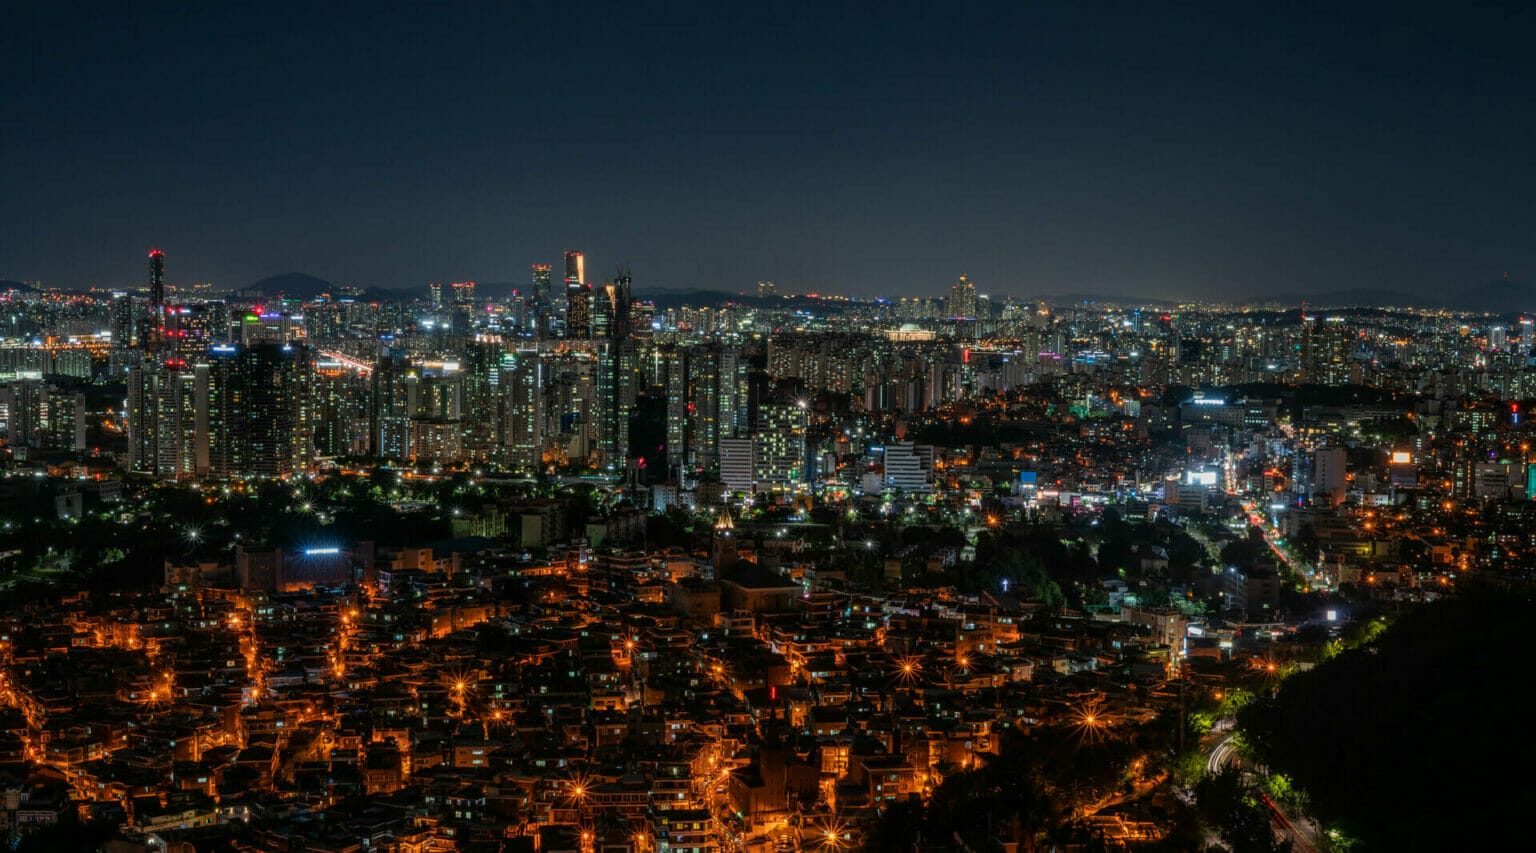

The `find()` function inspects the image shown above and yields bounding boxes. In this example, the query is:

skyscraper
[141,249,168,359]
[532,264,553,337]
[564,250,591,339]
[947,275,977,320]
[372,351,415,460]
[688,345,722,469]
[606,268,633,341]
[567,288,592,339]
[755,398,807,490]
[149,249,165,308]
[661,346,689,473]
[129,249,176,475]
[238,342,313,477]
[533,264,553,306]
[502,349,545,470]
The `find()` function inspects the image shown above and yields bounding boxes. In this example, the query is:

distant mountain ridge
[1241,280,1534,314]
[239,272,335,299]
[1036,281,1533,313]
[226,274,1535,315]
[1241,289,1444,309]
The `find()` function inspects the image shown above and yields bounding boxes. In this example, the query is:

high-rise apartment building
[237,342,313,478]
[947,275,977,320]
[503,348,545,470]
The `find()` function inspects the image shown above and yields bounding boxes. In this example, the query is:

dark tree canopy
[1240,587,1534,850]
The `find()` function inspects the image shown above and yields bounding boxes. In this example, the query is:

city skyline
[4,2,1534,299]
[1,4,1533,850]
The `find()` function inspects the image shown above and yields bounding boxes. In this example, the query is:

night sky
[3,1,1532,300]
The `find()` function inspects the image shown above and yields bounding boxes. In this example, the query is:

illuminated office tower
[532,264,554,337]
[428,282,444,309]
[567,287,592,339]
[719,437,756,495]
[883,441,934,494]
[533,264,553,306]
[503,349,545,470]
[167,304,220,364]
[564,250,591,338]
[149,248,165,302]
[122,249,207,476]
[606,268,633,341]
[590,284,612,340]
[142,249,167,355]
[629,300,655,336]
[754,399,807,490]
[450,281,477,306]
[236,310,303,344]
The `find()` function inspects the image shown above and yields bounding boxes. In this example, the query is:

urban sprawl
[0,251,1531,851]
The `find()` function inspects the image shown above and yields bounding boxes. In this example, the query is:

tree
[1194,766,1291,853]
[1240,590,1532,850]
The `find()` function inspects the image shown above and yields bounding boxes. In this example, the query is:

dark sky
[3,1,1533,300]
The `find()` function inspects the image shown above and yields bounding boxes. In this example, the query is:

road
[1197,718,1326,852]
[1240,499,1327,589]
[1206,730,1240,776]
[1263,791,1320,853]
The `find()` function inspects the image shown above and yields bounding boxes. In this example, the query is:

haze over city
[4,1,1533,300]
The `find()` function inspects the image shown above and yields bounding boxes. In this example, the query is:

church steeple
[713,507,738,571]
